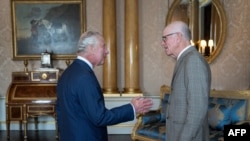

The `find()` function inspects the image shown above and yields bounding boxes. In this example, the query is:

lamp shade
[200,40,207,47]
[208,39,213,47]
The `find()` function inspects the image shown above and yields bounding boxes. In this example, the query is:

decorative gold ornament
[41,73,48,80]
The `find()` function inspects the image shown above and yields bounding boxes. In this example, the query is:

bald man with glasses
[161,21,211,141]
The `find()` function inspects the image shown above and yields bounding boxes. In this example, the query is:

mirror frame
[166,0,227,63]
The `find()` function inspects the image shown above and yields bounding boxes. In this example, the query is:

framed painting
[11,0,86,60]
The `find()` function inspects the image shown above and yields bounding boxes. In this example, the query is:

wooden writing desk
[6,70,59,139]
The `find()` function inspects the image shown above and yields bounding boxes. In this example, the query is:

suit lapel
[171,47,196,87]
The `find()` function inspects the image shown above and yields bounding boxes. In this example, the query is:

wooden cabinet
[6,70,59,139]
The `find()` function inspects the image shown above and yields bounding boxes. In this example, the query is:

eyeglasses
[162,32,178,42]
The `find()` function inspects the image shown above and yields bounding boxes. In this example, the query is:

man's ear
[86,45,95,53]
[176,32,182,43]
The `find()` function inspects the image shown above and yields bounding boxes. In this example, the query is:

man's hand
[131,97,153,114]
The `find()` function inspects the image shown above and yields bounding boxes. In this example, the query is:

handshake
[131,97,154,114]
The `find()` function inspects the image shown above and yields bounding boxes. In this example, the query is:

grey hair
[179,22,191,41]
[77,31,102,53]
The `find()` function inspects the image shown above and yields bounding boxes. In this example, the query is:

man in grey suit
[161,21,211,141]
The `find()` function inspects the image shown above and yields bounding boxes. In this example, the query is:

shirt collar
[177,45,192,60]
[77,56,93,69]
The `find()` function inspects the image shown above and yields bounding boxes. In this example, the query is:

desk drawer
[27,105,55,113]
[7,105,23,120]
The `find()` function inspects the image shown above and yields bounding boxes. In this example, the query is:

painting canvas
[11,0,86,60]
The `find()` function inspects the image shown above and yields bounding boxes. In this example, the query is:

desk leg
[6,105,10,139]
[6,120,10,139]
[19,121,22,131]
[23,120,27,139]
[55,114,59,140]
[34,117,38,131]
[23,104,27,139]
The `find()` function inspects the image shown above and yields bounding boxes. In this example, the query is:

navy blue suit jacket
[56,59,134,141]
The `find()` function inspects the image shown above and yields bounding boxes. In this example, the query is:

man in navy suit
[161,21,211,141]
[56,31,153,141]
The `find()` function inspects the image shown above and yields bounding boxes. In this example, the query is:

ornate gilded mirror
[166,0,227,63]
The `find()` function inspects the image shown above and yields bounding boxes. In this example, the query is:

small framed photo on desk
[41,51,52,68]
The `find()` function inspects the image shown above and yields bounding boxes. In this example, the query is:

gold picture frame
[11,0,86,60]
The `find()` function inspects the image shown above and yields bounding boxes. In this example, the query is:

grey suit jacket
[166,46,211,141]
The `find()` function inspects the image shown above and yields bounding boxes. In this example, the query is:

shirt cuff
[130,103,136,119]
